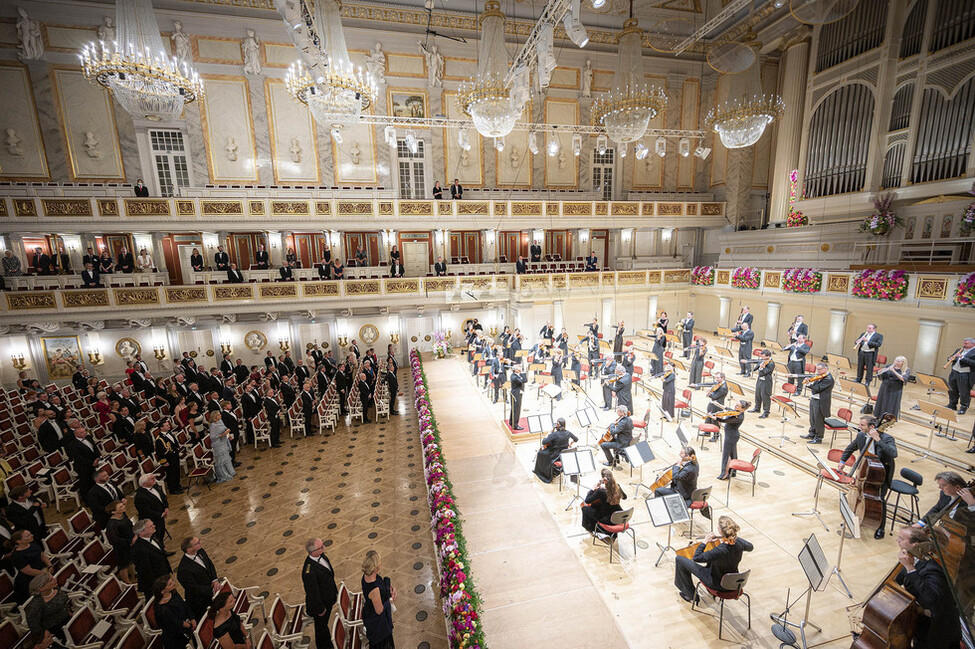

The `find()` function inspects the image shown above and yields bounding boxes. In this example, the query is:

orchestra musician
[787,315,807,343]
[657,311,670,333]
[621,349,636,376]
[853,323,884,384]
[731,306,752,332]
[489,347,506,405]
[538,322,554,342]
[586,330,600,364]
[945,337,975,415]
[783,334,811,396]
[509,330,523,363]
[658,361,676,418]
[599,357,619,409]
[702,372,729,440]
[653,446,698,505]
[508,364,526,431]
[556,328,569,357]
[840,416,897,539]
[585,317,599,338]
[569,350,582,386]
[750,349,774,419]
[651,324,666,375]
[600,406,633,468]
[893,526,963,649]
[613,321,625,360]
[732,322,754,377]
[873,356,911,419]
[679,312,695,359]
[801,362,834,445]
[550,350,564,401]
[581,468,627,533]
[533,418,578,483]
[688,337,707,385]
[915,472,975,617]
[603,366,632,414]
[715,400,748,480]
[675,516,753,604]
[499,326,512,356]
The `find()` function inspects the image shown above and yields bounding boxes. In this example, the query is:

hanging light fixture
[81,0,204,121]
[547,136,561,157]
[591,4,666,146]
[563,0,590,48]
[285,0,375,131]
[494,137,505,151]
[655,136,667,157]
[384,125,397,147]
[572,134,583,156]
[405,129,419,154]
[634,142,649,159]
[596,135,608,155]
[619,142,627,158]
[459,1,520,139]
[458,127,472,151]
[528,131,539,155]
[679,137,690,157]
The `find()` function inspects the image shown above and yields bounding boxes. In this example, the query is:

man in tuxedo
[81,262,102,288]
[226,263,244,283]
[784,334,811,396]
[240,383,260,444]
[945,337,975,415]
[112,405,136,442]
[732,322,755,377]
[131,519,171,598]
[357,372,373,423]
[434,256,447,276]
[680,312,695,358]
[86,469,122,530]
[390,260,405,277]
[255,245,269,269]
[530,241,542,262]
[219,354,234,377]
[854,323,883,384]
[117,247,134,273]
[317,258,331,280]
[135,473,172,549]
[450,178,463,199]
[585,252,598,272]
[802,363,834,445]
[606,366,633,414]
[5,486,48,538]
[233,360,249,385]
[214,246,230,271]
[82,246,98,268]
[600,405,634,467]
[52,246,71,274]
[31,247,52,275]
[220,400,241,466]
[894,526,962,649]
[177,536,220,621]
[279,261,294,281]
[302,538,338,649]
[264,388,283,447]
[36,409,65,452]
[134,179,150,197]
[731,306,753,332]
[515,256,527,274]
[72,366,89,392]
[66,426,101,497]
[788,315,808,343]
[840,416,897,538]
[508,364,526,430]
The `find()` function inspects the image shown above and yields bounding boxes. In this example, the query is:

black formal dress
[675,538,753,599]
[661,369,676,418]
[613,326,624,359]
[680,318,694,358]
[302,555,338,649]
[581,487,627,532]
[873,368,910,419]
[689,345,706,385]
[651,333,666,375]
[131,536,171,598]
[718,412,744,476]
[10,542,46,603]
[361,575,395,649]
[654,460,699,505]
[105,515,135,569]
[533,428,578,483]
[156,592,194,649]
[177,550,219,621]
[190,254,204,272]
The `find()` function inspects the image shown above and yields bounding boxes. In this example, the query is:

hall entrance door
[401,241,429,276]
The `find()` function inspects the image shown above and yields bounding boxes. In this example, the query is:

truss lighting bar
[670,0,753,55]
[504,0,574,86]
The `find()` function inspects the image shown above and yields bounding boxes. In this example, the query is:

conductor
[508,364,527,431]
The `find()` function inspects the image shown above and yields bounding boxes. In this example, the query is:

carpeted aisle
[422,354,630,649]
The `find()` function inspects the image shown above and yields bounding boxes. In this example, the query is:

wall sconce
[338,335,349,348]
[489,325,498,336]
[278,339,291,353]
[153,346,167,361]
[390,332,401,344]
[11,354,27,371]
[220,342,233,355]
[445,328,452,340]
[88,350,103,365]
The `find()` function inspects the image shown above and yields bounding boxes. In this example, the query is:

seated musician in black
[893,526,962,649]
[600,405,633,468]
[675,515,753,603]
[581,468,626,533]
[653,445,699,505]
[840,416,897,539]
[533,418,578,483]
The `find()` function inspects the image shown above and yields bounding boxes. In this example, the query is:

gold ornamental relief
[399,201,433,216]
[271,201,310,215]
[657,203,683,216]
[42,199,92,217]
[511,201,542,216]
[423,278,454,292]
[457,202,489,215]
[601,273,616,286]
[315,201,332,215]
[98,199,119,217]
[249,201,266,215]
[385,279,419,294]
[701,202,724,216]
[492,202,507,215]
[63,289,109,308]
[125,199,170,217]
[14,199,37,217]
[166,287,207,303]
[302,282,339,297]
[717,270,730,285]
[916,277,948,300]
[827,274,850,293]
[345,280,380,295]
[202,201,243,215]
[641,203,655,216]
[213,286,254,301]
[520,276,549,289]
[259,284,298,299]
[177,200,195,216]
[358,324,380,345]
[664,269,691,284]
[570,274,599,287]
[560,202,589,216]
[594,203,608,216]
[338,201,372,215]
[764,272,781,288]
[647,271,662,285]
[378,202,394,216]
[468,277,493,290]
[0,199,8,217]
[114,288,160,305]
[686,204,699,216]
[611,203,638,216]
[545,202,560,216]
[7,292,56,310]
[617,271,646,285]
[552,275,567,289]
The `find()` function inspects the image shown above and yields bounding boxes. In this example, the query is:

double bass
[845,414,897,532]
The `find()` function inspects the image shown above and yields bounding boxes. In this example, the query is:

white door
[401,241,429,277]
[177,245,199,283]
[406,316,435,351]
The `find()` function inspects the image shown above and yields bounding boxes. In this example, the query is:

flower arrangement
[954,272,975,307]
[858,192,903,236]
[781,268,822,293]
[432,330,451,358]
[411,350,486,649]
[852,269,909,301]
[786,169,807,227]
[731,267,761,290]
[963,182,975,232]
[691,266,715,286]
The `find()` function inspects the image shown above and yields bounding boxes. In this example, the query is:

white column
[552,300,563,332]
[765,301,781,344]
[827,309,849,356]
[601,298,613,329]
[769,30,810,224]
[647,295,658,330]
[718,296,731,329]
[914,319,945,375]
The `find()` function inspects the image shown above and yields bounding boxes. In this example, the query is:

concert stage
[423,352,959,649]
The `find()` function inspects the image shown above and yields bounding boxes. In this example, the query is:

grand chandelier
[81,0,203,121]
[591,17,666,145]
[285,0,375,131]
[458,1,520,139]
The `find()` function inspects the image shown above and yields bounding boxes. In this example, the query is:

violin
[805,372,828,383]
[709,409,742,420]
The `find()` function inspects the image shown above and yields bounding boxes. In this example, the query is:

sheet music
[646,493,690,526]
[798,534,830,591]
[675,423,688,445]
[646,497,673,527]
[838,494,861,539]
[541,383,563,399]
[576,448,596,474]
[624,441,654,467]
[559,451,580,475]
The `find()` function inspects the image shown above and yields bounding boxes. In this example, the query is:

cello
[850,563,918,649]
[845,414,896,533]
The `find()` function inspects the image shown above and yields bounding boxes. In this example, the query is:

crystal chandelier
[285,0,375,131]
[591,16,666,145]
[458,1,520,139]
[81,0,203,122]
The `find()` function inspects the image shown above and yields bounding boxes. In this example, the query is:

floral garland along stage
[782,268,822,293]
[852,269,909,301]
[411,349,486,649]
[955,272,975,307]
[731,266,761,290]
[691,266,715,285]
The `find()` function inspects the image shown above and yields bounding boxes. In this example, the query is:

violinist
[586,330,600,363]
[499,326,512,358]
[538,322,554,343]
[600,357,619,410]
[731,321,754,377]
[657,311,670,333]
[874,355,910,419]
[653,445,698,505]
[787,314,807,343]
[801,362,833,445]
[621,349,635,376]
[783,334,811,396]
[604,366,632,414]
[509,330,523,362]
[568,350,582,386]
[715,400,749,481]
[612,321,625,360]
[679,312,695,359]
[840,416,897,539]
[585,317,599,338]
[675,516,753,604]
[688,336,707,385]
[581,468,626,533]
[550,350,564,401]
[650,324,666,375]
[555,328,569,357]
[750,349,774,419]
[703,372,729,440]
[659,361,676,418]
[600,406,633,468]
[533,418,578,484]
[893,526,962,649]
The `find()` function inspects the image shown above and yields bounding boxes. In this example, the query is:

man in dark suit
[653,446,699,505]
[134,179,150,197]
[5,486,48,538]
[226,263,244,283]
[302,538,338,649]
[86,469,122,530]
[585,252,598,272]
[732,322,755,377]
[233,360,249,385]
[787,315,808,343]
[66,427,101,496]
[214,246,230,271]
[255,245,269,270]
[608,367,633,414]
[36,409,65,452]
[801,363,834,446]
[854,323,883,384]
[279,261,294,281]
[264,388,282,447]
[674,518,753,602]
[515,256,527,274]
[135,473,172,549]
[434,256,447,276]
[529,241,541,262]
[52,247,71,274]
[751,350,775,419]
[117,247,134,273]
[357,372,373,423]
[299,381,316,436]
[449,178,463,199]
[131,519,171,598]
[81,262,102,288]
[82,247,99,268]
[31,247,52,275]
[680,312,695,358]
[840,416,897,539]
[508,364,526,430]
[72,366,89,392]
[317,258,331,280]
[920,471,975,526]
[784,334,811,396]
[390,260,405,277]
[113,406,136,442]
[894,526,962,649]
[177,535,220,621]
[945,337,975,415]
[219,354,234,377]
[600,405,633,467]
[321,247,332,265]
[731,306,753,332]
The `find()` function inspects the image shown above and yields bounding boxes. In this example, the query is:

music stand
[792,449,841,531]
[762,339,783,353]
[477,365,490,390]
[645,394,673,446]
[770,399,799,447]
[560,448,596,510]
[625,441,655,496]
[837,377,869,410]
[913,400,958,462]
[826,354,851,371]
[726,381,745,397]
[675,424,688,446]
[647,494,691,566]
[716,327,734,339]
[574,406,600,446]
[541,383,562,416]
[671,359,688,373]
[527,412,555,445]
[769,534,831,649]
[830,494,857,598]
[914,372,949,399]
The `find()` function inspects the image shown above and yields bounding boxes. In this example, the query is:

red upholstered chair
[702,360,715,379]
[692,570,751,640]
[726,449,761,503]
[675,389,694,422]
[593,508,635,563]
[799,449,857,522]
[772,383,797,410]
[687,487,712,537]
[633,409,650,433]
[825,408,854,447]
[696,423,719,450]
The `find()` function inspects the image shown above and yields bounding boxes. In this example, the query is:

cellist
[653,445,699,506]
[893,526,962,649]
[840,416,898,539]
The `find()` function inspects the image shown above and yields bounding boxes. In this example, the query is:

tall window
[396,139,426,199]
[592,148,614,200]
[149,129,190,197]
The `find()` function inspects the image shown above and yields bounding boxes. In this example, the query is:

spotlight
[528,131,539,155]
[458,127,472,151]
[330,128,343,144]
[563,0,589,48]
[547,136,560,157]
[536,23,556,87]
[679,137,690,157]
[619,142,627,158]
[494,137,505,152]
[634,142,649,160]
[384,126,396,147]
[655,136,667,158]
[694,146,712,160]
[596,135,608,155]
[405,129,418,154]
[571,134,582,156]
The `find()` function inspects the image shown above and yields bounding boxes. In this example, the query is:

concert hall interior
[1,0,975,648]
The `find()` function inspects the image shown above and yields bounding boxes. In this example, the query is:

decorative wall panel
[544,99,578,187]
[50,67,124,181]
[0,63,49,179]
[265,79,319,183]
[442,90,483,187]
[632,103,665,189]
[199,76,259,183]
[332,109,377,184]
[496,106,532,187]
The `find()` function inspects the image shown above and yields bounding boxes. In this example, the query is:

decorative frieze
[6,291,56,310]
[42,199,91,217]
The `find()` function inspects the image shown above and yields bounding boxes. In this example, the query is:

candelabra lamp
[11,354,27,371]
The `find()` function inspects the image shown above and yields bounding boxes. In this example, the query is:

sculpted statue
[16,8,43,61]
